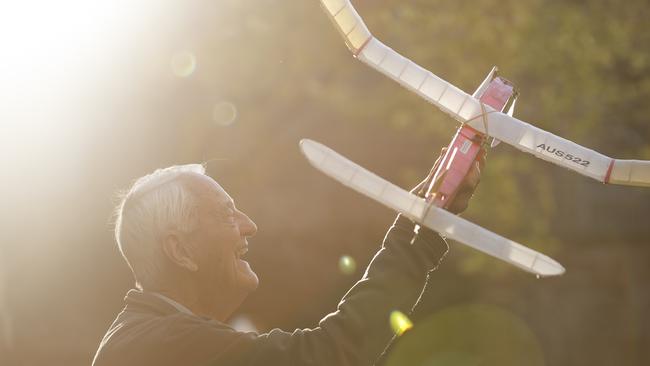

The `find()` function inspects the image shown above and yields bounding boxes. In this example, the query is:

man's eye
[222,210,236,223]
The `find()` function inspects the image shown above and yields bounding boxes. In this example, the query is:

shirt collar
[149,292,195,316]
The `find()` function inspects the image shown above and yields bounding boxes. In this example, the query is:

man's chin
[237,259,259,292]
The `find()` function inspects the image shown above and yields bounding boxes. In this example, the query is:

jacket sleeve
[206,214,449,366]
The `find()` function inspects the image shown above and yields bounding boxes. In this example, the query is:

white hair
[114,164,206,289]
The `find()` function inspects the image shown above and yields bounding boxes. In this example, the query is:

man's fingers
[472,151,486,179]
[412,147,483,207]
[465,160,481,189]
[448,155,485,214]
[448,191,470,214]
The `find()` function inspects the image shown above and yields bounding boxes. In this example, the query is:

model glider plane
[303,0,650,276]
[319,0,650,187]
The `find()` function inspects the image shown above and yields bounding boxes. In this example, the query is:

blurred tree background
[0,0,649,365]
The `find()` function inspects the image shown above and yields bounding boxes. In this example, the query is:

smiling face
[182,174,259,306]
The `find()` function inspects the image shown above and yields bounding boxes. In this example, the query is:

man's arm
[207,214,448,366]
[202,153,484,366]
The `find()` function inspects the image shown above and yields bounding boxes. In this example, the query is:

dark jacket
[92,215,448,366]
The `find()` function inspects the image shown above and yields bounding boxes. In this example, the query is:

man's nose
[238,212,257,237]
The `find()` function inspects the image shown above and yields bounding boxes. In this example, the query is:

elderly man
[92,151,482,366]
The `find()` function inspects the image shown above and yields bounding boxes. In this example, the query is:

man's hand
[411,148,485,214]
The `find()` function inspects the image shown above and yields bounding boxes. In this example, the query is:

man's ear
[162,231,199,272]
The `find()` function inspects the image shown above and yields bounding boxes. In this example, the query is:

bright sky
[0,1,140,205]
[1,1,131,97]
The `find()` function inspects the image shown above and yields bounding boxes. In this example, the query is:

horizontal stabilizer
[300,139,565,277]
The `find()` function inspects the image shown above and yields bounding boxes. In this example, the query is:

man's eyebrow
[215,200,235,210]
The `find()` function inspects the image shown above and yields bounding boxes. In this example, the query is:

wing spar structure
[320,0,650,187]
[300,139,565,277]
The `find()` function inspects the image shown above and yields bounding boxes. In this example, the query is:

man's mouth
[236,245,248,260]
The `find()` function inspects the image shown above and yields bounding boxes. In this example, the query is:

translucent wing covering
[300,139,565,277]
[320,0,476,124]
[608,160,650,187]
[319,0,650,187]
[466,113,650,187]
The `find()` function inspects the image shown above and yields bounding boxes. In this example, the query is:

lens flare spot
[386,304,545,366]
[171,51,196,77]
[229,315,258,333]
[390,310,413,336]
[338,255,357,275]
[212,101,238,126]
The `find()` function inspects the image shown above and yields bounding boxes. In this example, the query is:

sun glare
[0,1,166,225]
[0,1,135,98]
[0,0,155,161]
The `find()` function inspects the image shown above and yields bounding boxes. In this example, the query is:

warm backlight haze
[1,1,649,365]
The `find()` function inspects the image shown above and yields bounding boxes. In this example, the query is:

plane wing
[320,0,650,187]
[300,139,565,277]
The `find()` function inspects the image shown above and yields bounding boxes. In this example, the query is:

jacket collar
[149,292,195,315]
[123,289,188,316]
